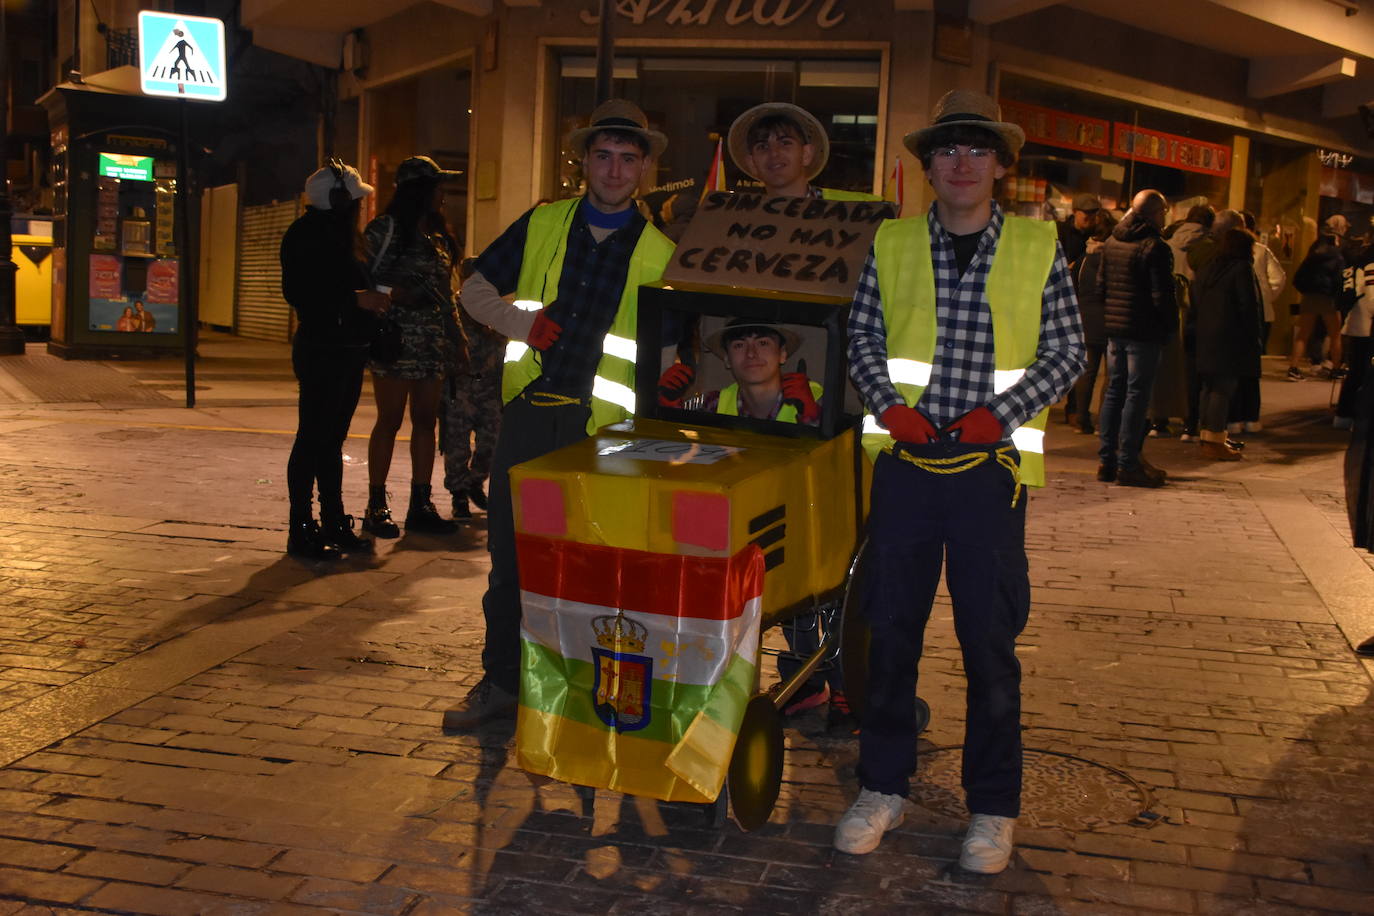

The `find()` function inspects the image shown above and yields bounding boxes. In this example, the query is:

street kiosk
[39,84,189,358]
[509,192,916,828]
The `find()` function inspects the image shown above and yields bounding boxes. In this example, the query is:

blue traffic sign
[138,11,227,102]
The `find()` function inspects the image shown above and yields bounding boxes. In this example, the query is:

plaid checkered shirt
[847,202,1085,433]
[474,201,647,399]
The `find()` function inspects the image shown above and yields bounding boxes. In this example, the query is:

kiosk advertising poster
[88,254,178,333]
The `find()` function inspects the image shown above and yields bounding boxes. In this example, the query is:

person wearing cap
[1057,192,1099,431]
[728,102,880,201]
[280,160,390,560]
[361,155,469,539]
[1057,192,1100,274]
[445,99,675,730]
[660,319,821,425]
[840,90,1084,869]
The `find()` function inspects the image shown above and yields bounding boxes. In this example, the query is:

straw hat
[704,318,803,359]
[903,89,1025,158]
[727,103,830,183]
[567,99,668,159]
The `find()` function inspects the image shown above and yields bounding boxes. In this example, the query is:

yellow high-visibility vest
[863,214,1056,487]
[715,380,824,423]
[502,198,675,435]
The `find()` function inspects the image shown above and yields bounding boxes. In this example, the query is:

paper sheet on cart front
[514,533,765,803]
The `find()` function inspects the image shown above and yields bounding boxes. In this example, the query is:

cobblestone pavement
[0,339,1371,913]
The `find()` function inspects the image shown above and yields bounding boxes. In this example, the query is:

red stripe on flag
[516,533,765,621]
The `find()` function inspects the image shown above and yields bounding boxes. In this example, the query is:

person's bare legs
[1323,311,1343,368]
[1290,312,1317,371]
[407,377,443,486]
[368,375,411,489]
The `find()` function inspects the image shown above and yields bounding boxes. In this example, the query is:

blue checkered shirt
[474,200,647,398]
[847,202,1085,432]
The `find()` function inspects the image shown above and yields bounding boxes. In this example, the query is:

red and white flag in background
[884,156,904,216]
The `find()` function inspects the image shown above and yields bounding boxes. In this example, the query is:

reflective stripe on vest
[864,214,1057,487]
[715,380,824,423]
[501,197,675,434]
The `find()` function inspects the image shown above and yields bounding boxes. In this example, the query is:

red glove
[880,405,937,444]
[657,363,695,407]
[526,309,562,351]
[781,373,820,423]
[944,406,1005,444]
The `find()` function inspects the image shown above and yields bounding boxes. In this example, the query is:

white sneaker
[834,789,905,855]
[1244,421,1263,433]
[959,814,1016,873]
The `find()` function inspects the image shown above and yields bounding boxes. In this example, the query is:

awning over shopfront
[242,0,494,66]
[972,0,1374,116]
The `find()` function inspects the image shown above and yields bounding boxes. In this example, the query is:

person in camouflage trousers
[441,260,506,518]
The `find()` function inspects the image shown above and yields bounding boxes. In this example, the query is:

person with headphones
[280,159,391,560]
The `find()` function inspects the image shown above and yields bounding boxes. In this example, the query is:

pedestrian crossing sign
[137,11,227,102]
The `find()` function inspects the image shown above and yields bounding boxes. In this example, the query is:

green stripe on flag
[521,639,757,746]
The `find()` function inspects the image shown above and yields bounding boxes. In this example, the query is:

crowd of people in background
[1056,186,1374,484]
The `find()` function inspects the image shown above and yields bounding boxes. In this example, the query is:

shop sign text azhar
[581,0,846,28]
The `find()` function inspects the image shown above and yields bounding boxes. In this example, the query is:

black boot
[451,493,472,520]
[407,483,458,534]
[321,513,374,553]
[287,519,341,561]
[468,483,488,511]
[361,486,400,538]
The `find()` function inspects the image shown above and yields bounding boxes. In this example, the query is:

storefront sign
[1000,100,1109,156]
[663,191,895,298]
[580,0,846,29]
[88,254,123,300]
[1112,123,1231,177]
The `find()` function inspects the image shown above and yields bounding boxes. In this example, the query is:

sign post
[137,10,227,407]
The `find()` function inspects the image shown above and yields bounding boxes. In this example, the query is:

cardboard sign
[663,192,897,300]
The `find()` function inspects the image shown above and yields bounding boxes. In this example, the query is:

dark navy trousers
[857,443,1030,818]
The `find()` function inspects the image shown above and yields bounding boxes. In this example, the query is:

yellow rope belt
[884,443,1024,508]
[522,390,589,408]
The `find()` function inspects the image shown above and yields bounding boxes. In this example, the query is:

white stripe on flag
[519,591,761,687]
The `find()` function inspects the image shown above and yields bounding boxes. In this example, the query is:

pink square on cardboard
[519,479,567,536]
[673,491,730,551]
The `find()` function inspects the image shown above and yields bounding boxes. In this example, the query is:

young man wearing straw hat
[728,102,880,202]
[838,90,1084,870]
[446,99,675,730]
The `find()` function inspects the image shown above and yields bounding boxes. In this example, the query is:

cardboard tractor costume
[511,191,897,826]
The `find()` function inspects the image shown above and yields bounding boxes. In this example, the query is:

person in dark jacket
[280,161,391,559]
[1095,189,1177,487]
[1191,228,1263,461]
[1067,208,1116,434]
[1288,215,1348,380]
[1057,192,1100,274]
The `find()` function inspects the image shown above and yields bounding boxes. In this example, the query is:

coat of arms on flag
[591,614,652,732]
[515,533,765,803]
